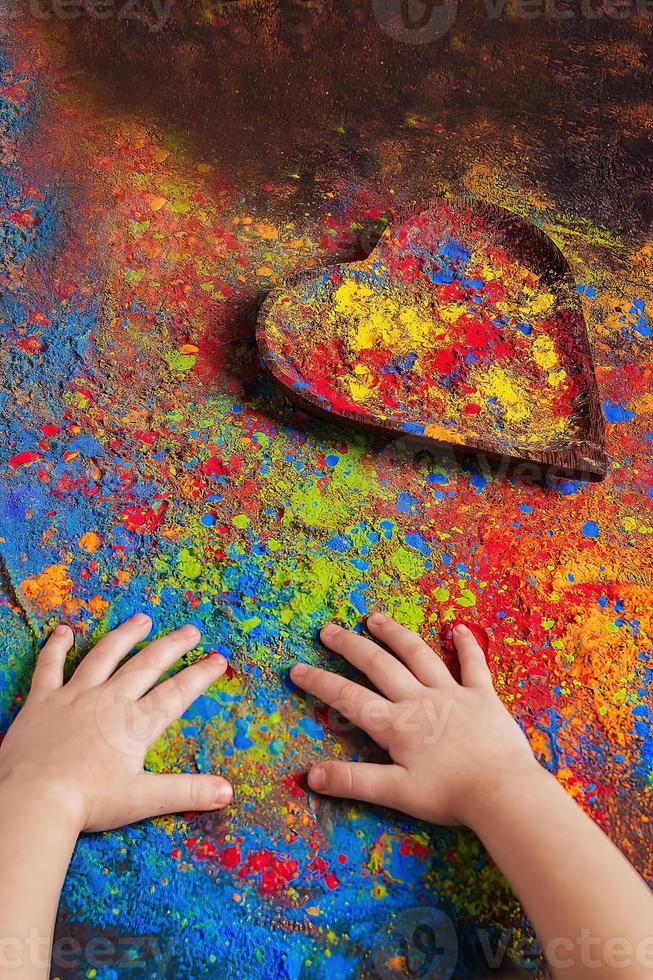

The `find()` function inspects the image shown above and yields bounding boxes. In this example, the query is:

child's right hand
[291,614,542,828]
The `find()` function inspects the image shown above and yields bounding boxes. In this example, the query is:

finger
[290,663,393,749]
[139,654,228,739]
[30,624,74,697]
[307,761,407,810]
[112,624,203,699]
[71,614,153,687]
[454,623,494,689]
[366,613,452,687]
[320,624,420,701]
[125,772,233,823]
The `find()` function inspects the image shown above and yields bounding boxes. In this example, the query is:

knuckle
[174,676,193,700]
[403,636,426,657]
[187,779,204,808]
[336,679,359,704]
[341,764,354,794]
[135,650,157,673]
[366,648,386,673]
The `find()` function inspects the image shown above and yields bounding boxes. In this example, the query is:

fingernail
[182,624,201,639]
[215,781,233,804]
[309,766,325,791]
[208,653,226,668]
[321,623,340,638]
[132,613,151,626]
[453,623,469,635]
[54,623,72,637]
[368,612,386,625]
[291,663,307,678]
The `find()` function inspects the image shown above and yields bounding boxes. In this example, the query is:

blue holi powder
[379,519,394,539]
[326,534,350,552]
[402,421,426,435]
[350,557,369,571]
[469,470,486,493]
[234,718,255,750]
[554,480,581,496]
[396,492,418,514]
[349,589,368,614]
[582,520,600,539]
[404,532,429,556]
[602,399,634,423]
[299,715,323,740]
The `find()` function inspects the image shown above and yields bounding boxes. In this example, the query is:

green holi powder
[165,350,197,374]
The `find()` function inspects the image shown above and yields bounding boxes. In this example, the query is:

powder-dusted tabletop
[0,8,650,979]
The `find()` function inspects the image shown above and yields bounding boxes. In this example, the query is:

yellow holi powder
[533,334,559,370]
[523,287,555,316]
[438,303,466,323]
[548,368,567,387]
[348,363,373,401]
[332,280,435,352]
[475,365,530,423]
[424,423,464,444]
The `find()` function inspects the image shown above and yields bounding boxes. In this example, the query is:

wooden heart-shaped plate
[257,197,606,481]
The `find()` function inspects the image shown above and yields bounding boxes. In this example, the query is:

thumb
[129,772,233,821]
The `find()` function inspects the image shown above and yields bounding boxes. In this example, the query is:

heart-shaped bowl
[257,197,606,481]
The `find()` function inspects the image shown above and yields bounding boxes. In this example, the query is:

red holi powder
[220,846,241,869]
[441,620,490,681]
[120,502,168,533]
[399,837,429,859]
[9,450,43,468]
[238,850,299,895]
[282,772,306,798]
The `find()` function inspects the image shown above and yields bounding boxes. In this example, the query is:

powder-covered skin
[0,10,651,980]
[261,204,597,457]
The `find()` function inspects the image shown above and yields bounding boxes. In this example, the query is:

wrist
[0,767,86,837]
[461,758,555,836]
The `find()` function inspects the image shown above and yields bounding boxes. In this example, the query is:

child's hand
[291,614,538,827]
[0,615,232,833]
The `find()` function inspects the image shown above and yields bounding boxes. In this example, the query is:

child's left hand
[0,615,232,833]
